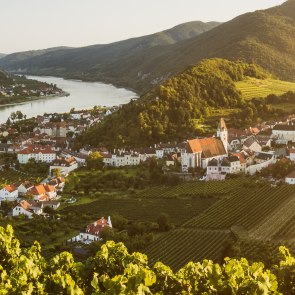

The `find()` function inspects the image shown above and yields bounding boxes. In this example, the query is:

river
[0,75,137,123]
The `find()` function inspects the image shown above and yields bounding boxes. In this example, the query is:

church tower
[217,118,228,153]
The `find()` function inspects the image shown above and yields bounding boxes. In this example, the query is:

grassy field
[235,77,295,100]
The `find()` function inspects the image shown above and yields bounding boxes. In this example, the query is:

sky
[0,0,287,54]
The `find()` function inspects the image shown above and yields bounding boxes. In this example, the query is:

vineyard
[183,184,295,231]
[144,181,295,270]
[145,228,232,270]
[135,177,252,199]
[235,77,295,100]
[61,196,217,226]
[0,168,38,186]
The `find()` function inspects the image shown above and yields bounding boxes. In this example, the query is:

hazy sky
[0,0,286,54]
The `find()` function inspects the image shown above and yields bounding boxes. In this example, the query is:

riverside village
[1,104,295,245]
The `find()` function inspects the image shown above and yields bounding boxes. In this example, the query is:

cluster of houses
[2,107,295,221]
[0,83,63,98]
[10,113,295,182]
[0,177,64,218]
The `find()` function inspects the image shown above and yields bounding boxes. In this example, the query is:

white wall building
[103,153,140,167]
[49,157,78,176]
[286,170,295,184]
[70,217,112,244]
[0,185,18,202]
[272,123,295,143]
[18,147,56,164]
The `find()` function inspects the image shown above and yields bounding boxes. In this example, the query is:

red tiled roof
[286,170,295,179]
[187,138,226,158]
[5,185,17,193]
[44,184,56,193]
[85,217,111,236]
[28,184,46,196]
[19,200,31,210]
[232,153,247,164]
[18,146,55,155]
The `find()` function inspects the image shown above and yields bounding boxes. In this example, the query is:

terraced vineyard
[145,181,295,270]
[183,185,295,231]
[273,215,295,241]
[0,168,38,186]
[145,229,232,270]
[235,77,295,100]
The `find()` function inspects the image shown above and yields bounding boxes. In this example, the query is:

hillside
[236,77,295,100]
[0,69,13,86]
[0,1,294,93]
[0,21,221,89]
[76,59,275,148]
[0,53,6,59]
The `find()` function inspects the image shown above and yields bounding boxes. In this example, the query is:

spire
[218,118,227,131]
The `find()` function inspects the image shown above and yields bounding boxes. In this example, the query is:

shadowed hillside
[0,21,221,90]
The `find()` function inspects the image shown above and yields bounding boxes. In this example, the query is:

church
[181,118,228,171]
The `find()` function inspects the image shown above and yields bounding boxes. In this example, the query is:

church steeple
[217,118,228,153]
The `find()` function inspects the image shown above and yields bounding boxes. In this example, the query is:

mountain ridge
[0,21,221,90]
[1,1,294,93]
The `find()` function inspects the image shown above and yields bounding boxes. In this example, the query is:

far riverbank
[0,75,137,123]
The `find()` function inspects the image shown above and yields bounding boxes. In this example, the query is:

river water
[0,75,137,123]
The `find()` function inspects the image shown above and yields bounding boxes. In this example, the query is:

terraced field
[235,78,295,100]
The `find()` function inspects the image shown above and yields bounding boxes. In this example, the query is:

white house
[289,149,295,162]
[103,153,140,167]
[18,147,56,164]
[0,185,18,201]
[71,216,112,244]
[49,157,78,177]
[206,155,242,177]
[242,136,262,153]
[272,123,295,143]
[12,200,60,218]
[220,156,241,174]
[27,184,57,201]
[286,170,295,184]
[17,181,34,196]
[156,149,164,159]
[13,200,34,218]
[60,150,87,166]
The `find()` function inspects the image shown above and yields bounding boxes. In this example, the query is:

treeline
[76,58,271,148]
[265,91,295,104]
[1,225,295,294]
[0,69,13,86]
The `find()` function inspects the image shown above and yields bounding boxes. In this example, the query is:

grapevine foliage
[0,225,294,294]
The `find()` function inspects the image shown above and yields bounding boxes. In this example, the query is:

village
[0,74,64,103]
[1,105,295,244]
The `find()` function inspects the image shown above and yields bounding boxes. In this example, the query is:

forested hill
[77,59,271,148]
[0,69,13,86]
[0,21,220,86]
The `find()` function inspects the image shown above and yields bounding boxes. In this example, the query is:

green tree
[86,151,104,170]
